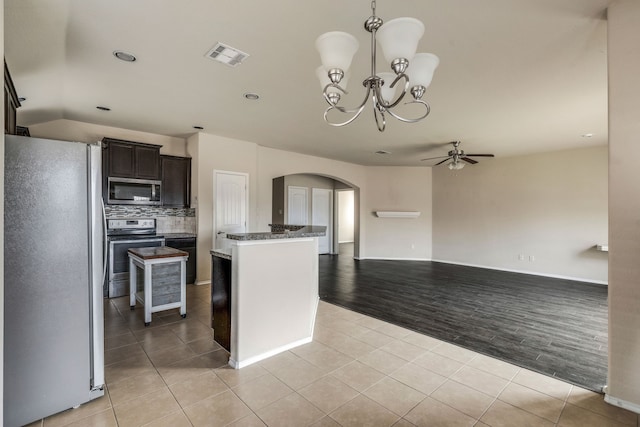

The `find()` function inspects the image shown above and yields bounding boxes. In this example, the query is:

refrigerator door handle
[101,198,108,284]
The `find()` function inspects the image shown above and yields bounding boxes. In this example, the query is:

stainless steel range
[106,218,165,298]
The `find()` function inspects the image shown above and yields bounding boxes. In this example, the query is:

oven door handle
[109,238,165,245]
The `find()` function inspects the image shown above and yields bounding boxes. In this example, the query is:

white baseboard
[359,257,431,261]
[195,280,211,286]
[605,393,640,415]
[228,336,313,369]
[431,259,608,285]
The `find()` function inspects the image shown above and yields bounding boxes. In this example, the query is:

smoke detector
[205,43,249,67]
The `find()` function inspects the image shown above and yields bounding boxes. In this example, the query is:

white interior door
[215,171,248,250]
[287,186,308,225]
[312,188,333,254]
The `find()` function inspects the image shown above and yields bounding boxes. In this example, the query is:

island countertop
[225,225,326,241]
[128,246,189,260]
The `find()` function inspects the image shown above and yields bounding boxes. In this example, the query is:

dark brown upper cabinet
[102,137,161,180]
[5,60,21,135]
[161,155,191,208]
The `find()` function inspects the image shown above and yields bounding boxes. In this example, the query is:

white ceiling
[4,0,610,166]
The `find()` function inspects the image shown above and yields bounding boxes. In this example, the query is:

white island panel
[230,237,319,368]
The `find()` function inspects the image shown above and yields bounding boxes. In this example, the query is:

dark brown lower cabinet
[165,237,196,284]
[211,254,231,352]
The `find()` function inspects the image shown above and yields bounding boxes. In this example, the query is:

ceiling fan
[421,141,494,170]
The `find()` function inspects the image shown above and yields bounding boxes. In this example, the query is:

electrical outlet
[518,254,525,261]
[529,255,535,262]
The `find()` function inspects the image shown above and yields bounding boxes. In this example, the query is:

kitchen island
[129,246,189,326]
[211,225,326,368]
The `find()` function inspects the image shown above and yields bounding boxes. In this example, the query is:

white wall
[190,133,258,283]
[255,145,368,260]
[231,238,318,367]
[607,0,640,411]
[192,139,434,275]
[28,119,188,156]
[190,137,368,282]
[256,146,366,230]
[363,167,433,260]
[338,190,355,243]
[432,146,608,283]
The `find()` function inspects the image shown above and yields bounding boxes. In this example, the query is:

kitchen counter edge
[225,226,326,241]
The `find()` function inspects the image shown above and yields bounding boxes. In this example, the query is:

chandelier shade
[377,72,398,102]
[315,31,360,73]
[376,17,425,65]
[406,53,440,89]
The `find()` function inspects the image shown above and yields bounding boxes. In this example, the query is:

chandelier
[315,0,439,132]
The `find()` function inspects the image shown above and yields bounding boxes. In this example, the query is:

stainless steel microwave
[107,177,161,205]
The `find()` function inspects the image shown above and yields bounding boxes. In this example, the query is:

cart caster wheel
[130,306,135,311]
[181,314,187,318]
[144,322,150,327]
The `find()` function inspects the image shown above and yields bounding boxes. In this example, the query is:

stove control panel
[107,218,155,230]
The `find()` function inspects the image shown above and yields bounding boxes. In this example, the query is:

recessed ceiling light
[581,133,594,138]
[375,150,391,155]
[193,126,204,130]
[96,106,111,111]
[244,93,260,100]
[113,51,137,62]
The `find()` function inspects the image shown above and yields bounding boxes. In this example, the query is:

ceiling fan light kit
[315,0,439,132]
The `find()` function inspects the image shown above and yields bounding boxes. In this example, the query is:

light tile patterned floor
[27,285,639,427]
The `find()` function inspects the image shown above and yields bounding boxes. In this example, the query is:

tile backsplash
[156,216,196,234]
[105,205,196,234]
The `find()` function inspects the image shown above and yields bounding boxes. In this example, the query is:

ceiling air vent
[205,42,249,67]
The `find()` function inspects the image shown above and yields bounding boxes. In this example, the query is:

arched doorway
[272,173,360,258]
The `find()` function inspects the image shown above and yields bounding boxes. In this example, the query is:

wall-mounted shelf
[374,211,421,219]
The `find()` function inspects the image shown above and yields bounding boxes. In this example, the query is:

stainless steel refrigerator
[4,135,105,427]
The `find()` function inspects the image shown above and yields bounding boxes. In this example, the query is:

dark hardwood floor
[319,244,608,392]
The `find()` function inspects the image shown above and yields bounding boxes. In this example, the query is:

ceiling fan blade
[461,157,478,164]
[420,155,450,161]
[434,158,451,166]
[465,154,495,157]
